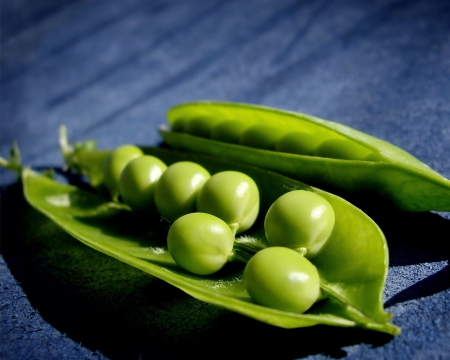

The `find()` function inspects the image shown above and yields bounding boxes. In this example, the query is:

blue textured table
[1,1,449,359]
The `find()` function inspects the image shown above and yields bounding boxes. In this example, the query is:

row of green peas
[173,116,384,161]
[102,144,336,314]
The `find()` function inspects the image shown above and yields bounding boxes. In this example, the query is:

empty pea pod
[160,101,450,212]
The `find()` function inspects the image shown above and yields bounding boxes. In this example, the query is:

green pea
[239,124,286,150]
[244,247,320,313]
[196,171,259,234]
[119,155,167,212]
[364,151,385,162]
[168,212,235,275]
[314,138,373,160]
[275,131,321,155]
[184,116,222,138]
[210,120,249,144]
[102,145,143,199]
[154,161,210,222]
[264,190,335,258]
[172,118,190,132]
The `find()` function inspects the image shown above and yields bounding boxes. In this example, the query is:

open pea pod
[161,101,450,212]
[19,145,400,335]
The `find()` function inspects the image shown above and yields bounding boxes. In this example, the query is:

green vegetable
[167,212,235,275]
[119,155,167,212]
[102,145,143,200]
[239,124,286,150]
[210,120,249,144]
[196,171,259,234]
[314,138,378,161]
[161,101,450,212]
[184,116,222,138]
[0,130,402,334]
[154,161,210,222]
[1,127,403,334]
[264,190,335,259]
[275,131,321,155]
[244,247,321,314]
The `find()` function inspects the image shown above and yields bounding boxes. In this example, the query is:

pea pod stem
[0,141,23,176]
[59,125,111,188]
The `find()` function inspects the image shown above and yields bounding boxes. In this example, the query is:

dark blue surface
[1,0,449,359]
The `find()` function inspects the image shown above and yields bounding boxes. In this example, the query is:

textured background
[1,0,449,359]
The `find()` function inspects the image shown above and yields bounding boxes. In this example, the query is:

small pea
[172,118,190,132]
[314,138,373,160]
[102,145,143,199]
[244,247,321,313]
[264,190,335,258]
[197,171,259,234]
[364,151,385,162]
[239,124,286,150]
[210,120,249,144]
[168,212,235,275]
[154,161,210,222]
[119,155,167,212]
[184,116,222,138]
[275,131,321,155]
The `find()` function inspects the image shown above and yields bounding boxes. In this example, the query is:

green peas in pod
[244,247,321,314]
[210,120,249,144]
[314,138,376,161]
[196,171,259,234]
[154,161,210,222]
[171,117,190,132]
[239,124,286,150]
[167,212,235,275]
[102,145,143,200]
[184,116,222,138]
[264,190,335,259]
[119,155,167,212]
[274,131,322,156]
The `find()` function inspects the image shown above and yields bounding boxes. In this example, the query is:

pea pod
[4,138,400,335]
[160,101,450,212]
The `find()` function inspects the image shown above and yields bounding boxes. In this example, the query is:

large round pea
[239,124,286,150]
[264,190,335,258]
[210,120,249,144]
[168,212,235,275]
[197,171,259,234]
[102,145,143,199]
[244,247,320,313]
[154,161,210,222]
[119,155,167,212]
[275,131,321,155]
